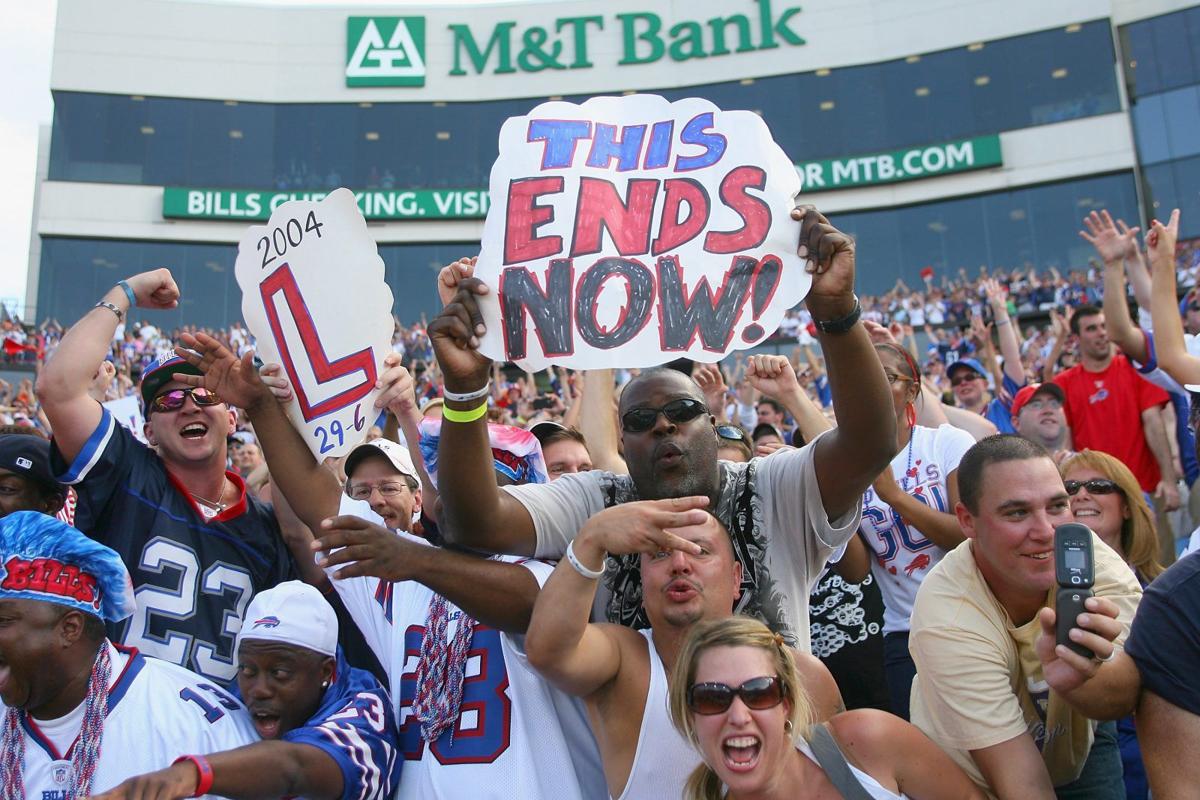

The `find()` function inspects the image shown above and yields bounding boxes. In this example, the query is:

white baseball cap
[236,581,338,658]
[344,438,420,484]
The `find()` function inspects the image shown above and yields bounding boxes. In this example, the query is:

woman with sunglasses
[669,617,984,800]
[1060,450,1164,584]
[1059,450,1162,800]
[835,342,975,720]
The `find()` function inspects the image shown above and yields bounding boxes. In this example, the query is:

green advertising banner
[162,187,490,221]
[795,135,1002,191]
[164,136,1001,222]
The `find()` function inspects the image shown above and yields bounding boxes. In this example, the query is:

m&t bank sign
[346,1,803,87]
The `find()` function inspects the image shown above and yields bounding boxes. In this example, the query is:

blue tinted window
[48,21,1120,190]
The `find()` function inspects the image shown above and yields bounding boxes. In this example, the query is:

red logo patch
[2,556,101,609]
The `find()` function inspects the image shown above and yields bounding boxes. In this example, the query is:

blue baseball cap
[139,352,204,409]
[946,358,988,379]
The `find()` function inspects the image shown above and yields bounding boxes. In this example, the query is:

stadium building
[27,0,1200,328]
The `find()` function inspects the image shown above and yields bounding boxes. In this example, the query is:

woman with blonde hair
[1060,449,1162,800]
[669,617,983,800]
[1059,449,1164,583]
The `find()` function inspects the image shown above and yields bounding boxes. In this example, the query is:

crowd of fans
[2,206,1200,800]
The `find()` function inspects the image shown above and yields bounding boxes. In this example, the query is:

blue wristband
[117,280,136,308]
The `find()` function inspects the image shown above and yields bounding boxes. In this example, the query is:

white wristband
[442,383,490,403]
[565,539,606,580]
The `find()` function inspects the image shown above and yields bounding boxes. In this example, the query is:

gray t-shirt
[502,437,859,651]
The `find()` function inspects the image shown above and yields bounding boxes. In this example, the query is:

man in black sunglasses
[428,205,897,650]
[36,269,295,685]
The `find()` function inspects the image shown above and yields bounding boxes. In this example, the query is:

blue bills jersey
[243,649,402,800]
[51,409,295,684]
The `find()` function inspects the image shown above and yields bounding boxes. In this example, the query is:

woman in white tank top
[667,617,985,800]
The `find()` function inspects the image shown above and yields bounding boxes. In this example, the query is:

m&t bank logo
[346,17,427,87]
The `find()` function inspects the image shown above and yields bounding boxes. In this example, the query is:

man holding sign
[433,202,895,648]
[35,269,295,684]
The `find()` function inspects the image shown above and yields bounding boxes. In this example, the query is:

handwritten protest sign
[235,188,394,459]
[474,94,808,371]
[103,395,147,444]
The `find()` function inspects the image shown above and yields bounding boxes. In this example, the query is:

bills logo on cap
[14,457,31,470]
[253,615,281,629]
[1,556,101,609]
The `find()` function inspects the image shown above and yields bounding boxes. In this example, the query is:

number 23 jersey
[51,409,296,684]
[859,423,974,635]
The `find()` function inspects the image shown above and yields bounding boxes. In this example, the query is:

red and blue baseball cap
[139,352,205,409]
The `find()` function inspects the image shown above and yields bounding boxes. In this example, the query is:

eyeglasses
[1024,398,1061,411]
[149,387,222,414]
[716,425,750,445]
[346,480,413,501]
[950,372,983,387]
[621,398,708,433]
[1064,478,1121,496]
[885,372,913,385]
[687,676,785,715]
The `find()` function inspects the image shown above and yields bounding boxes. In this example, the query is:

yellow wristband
[442,401,488,423]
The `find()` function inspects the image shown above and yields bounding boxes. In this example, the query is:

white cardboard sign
[474,94,808,371]
[103,395,147,444]
[234,188,394,459]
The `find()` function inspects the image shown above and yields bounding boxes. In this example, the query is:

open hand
[174,331,272,412]
[314,515,422,582]
[1079,210,1140,266]
[575,497,710,559]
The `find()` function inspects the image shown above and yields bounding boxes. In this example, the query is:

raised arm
[427,262,540,554]
[1084,210,1149,362]
[743,354,831,443]
[1148,210,1200,385]
[577,368,627,474]
[314,515,541,634]
[797,207,897,520]
[983,278,1027,386]
[525,498,707,696]
[173,332,342,532]
[36,269,179,460]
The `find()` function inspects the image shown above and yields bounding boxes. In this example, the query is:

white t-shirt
[860,424,975,634]
[503,435,860,651]
[14,642,257,797]
[327,499,606,800]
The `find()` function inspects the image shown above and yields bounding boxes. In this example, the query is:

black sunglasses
[716,425,750,445]
[950,372,983,386]
[150,387,223,414]
[687,676,785,715]
[621,398,708,433]
[1064,478,1121,496]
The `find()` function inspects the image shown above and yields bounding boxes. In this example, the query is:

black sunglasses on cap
[149,387,223,414]
[621,398,708,433]
[716,425,750,445]
[687,675,785,715]
[1063,478,1121,496]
